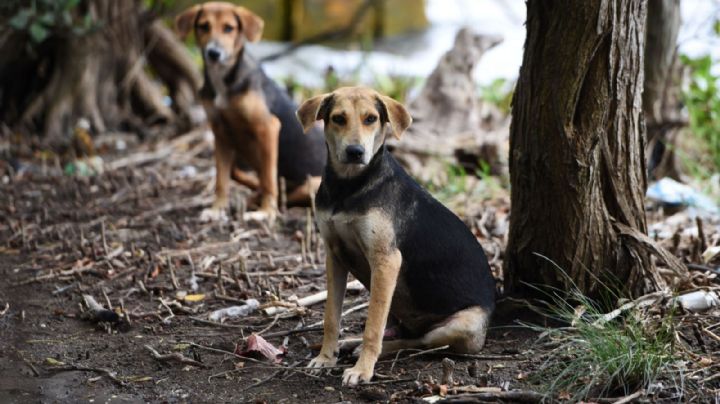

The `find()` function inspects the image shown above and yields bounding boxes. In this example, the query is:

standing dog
[297,87,495,386]
[176,2,326,221]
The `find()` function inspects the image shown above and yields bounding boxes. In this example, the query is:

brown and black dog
[297,87,495,386]
[176,2,325,222]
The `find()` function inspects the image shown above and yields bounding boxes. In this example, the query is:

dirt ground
[0,129,544,403]
[1,128,719,403]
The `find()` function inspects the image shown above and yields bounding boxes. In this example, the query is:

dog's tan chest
[317,208,401,287]
[317,209,365,259]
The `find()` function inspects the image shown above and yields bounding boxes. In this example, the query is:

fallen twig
[611,389,645,404]
[263,280,365,315]
[184,341,348,373]
[50,363,126,386]
[261,325,323,339]
[256,314,281,336]
[0,303,9,317]
[144,344,208,368]
[309,301,369,327]
[441,389,546,403]
[16,262,95,285]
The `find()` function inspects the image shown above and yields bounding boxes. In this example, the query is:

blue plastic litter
[646,177,719,215]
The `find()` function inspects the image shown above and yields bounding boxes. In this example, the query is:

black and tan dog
[296,87,495,386]
[176,2,325,222]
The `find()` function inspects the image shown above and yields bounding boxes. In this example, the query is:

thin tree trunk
[505,0,664,299]
[644,0,682,179]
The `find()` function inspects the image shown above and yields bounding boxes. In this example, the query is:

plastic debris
[673,290,720,312]
[207,299,259,322]
[64,156,104,176]
[177,165,197,178]
[646,177,719,215]
[703,246,720,264]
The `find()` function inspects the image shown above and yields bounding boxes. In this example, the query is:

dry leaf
[183,294,205,302]
[236,333,286,363]
[45,358,65,366]
[149,265,160,279]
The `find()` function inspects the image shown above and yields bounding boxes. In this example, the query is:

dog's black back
[260,74,326,186]
[316,146,496,324]
[200,50,326,188]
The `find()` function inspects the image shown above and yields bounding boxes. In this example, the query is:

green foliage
[478,78,513,114]
[681,53,720,172]
[5,0,95,45]
[373,73,420,103]
[424,163,468,203]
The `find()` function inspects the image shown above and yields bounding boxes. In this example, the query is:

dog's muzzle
[204,43,226,63]
[344,145,365,164]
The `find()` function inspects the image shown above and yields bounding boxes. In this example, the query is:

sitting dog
[176,2,326,222]
[296,87,495,386]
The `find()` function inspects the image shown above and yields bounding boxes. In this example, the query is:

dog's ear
[297,93,334,133]
[235,7,264,43]
[175,5,201,40]
[376,95,412,140]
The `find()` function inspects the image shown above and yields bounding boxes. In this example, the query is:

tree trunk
[643,0,682,179]
[505,0,663,299]
[0,0,198,143]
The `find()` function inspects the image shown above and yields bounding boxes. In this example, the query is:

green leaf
[64,0,81,9]
[714,19,720,35]
[29,22,49,43]
[38,12,55,26]
[61,10,72,26]
[9,9,33,30]
[83,13,93,29]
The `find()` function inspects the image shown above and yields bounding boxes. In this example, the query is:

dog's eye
[198,22,210,32]
[223,24,234,33]
[364,115,377,125]
[331,115,346,126]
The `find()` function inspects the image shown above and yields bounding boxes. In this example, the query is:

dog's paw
[342,364,373,386]
[200,207,228,222]
[307,354,337,375]
[243,210,272,222]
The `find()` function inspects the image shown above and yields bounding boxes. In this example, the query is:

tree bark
[0,0,198,142]
[505,0,662,299]
[643,0,682,179]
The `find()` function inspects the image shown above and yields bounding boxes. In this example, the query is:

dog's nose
[345,145,365,162]
[206,48,221,62]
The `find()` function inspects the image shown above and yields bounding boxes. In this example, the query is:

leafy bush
[681,53,720,172]
[4,0,95,45]
[478,77,513,114]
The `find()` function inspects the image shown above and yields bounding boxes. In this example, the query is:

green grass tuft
[523,257,686,401]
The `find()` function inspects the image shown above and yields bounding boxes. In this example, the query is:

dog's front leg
[308,253,348,371]
[343,249,402,386]
[254,115,280,221]
[201,126,234,222]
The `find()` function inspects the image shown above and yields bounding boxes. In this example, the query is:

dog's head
[297,87,411,178]
[175,2,264,66]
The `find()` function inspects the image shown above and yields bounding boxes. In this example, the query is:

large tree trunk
[643,0,683,179]
[504,0,662,299]
[0,0,198,143]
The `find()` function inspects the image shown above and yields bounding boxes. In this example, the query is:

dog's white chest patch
[317,208,395,259]
[317,210,360,251]
[206,65,229,108]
